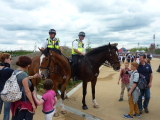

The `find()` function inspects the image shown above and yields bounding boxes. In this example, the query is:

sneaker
[119,98,123,101]
[139,110,143,114]
[133,114,140,117]
[123,114,133,119]
[144,108,149,113]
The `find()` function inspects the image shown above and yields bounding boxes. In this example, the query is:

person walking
[137,54,153,114]
[0,52,14,120]
[41,29,63,52]
[126,54,131,63]
[118,62,131,101]
[11,56,41,120]
[33,79,57,120]
[72,31,85,81]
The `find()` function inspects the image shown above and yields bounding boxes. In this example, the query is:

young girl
[33,79,57,120]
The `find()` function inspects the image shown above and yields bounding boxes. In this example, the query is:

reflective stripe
[47,37,60,49]
[72,39,84,55]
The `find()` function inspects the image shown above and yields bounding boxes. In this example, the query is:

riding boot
[72,55,79,81]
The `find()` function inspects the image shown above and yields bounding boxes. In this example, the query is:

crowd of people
[118,53,153,64]
[118,54,153,119]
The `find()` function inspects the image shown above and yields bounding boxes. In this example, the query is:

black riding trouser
[72,54,80,77]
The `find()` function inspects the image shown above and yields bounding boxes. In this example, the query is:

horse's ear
[111,43,118,47]
[109,42,111,47]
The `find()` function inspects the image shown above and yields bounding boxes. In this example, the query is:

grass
[0,50,33,57]
[37,79,82,94]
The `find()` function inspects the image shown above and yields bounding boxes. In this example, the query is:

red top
[120,68,131,84]
[11,100,35,116]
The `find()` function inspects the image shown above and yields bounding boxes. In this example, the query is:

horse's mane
[42,48,62,56]
[86,44,118,56]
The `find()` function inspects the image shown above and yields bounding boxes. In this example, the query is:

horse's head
[107,43,120,71]
[39,48,54,79]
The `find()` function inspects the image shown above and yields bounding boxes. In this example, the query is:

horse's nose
[42,74,45,79]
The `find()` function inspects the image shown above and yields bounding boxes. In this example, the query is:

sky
[0,0,160,51]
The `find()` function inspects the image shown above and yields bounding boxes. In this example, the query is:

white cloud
[0,0,160,51]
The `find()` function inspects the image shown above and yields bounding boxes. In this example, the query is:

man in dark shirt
[137,54,153,114]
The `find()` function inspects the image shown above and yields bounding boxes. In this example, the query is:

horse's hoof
[93,105,99,108]
[61,110,67,114]
[54,112,59,117]
[82,105,88,110]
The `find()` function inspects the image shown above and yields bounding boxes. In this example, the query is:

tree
[62,46,72,57]
[130,47,149,52]
[85,39,92,53]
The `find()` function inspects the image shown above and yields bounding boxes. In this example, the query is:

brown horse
[39,43,120,110]
[39,48,72,113]
[28,56,41,90]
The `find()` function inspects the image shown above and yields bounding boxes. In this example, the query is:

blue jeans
[138,88,150,110]
[0,97,11,120]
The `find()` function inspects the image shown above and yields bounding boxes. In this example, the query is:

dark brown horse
[39,43,120,110]
[77,43,120,110]
[39,48,72,113]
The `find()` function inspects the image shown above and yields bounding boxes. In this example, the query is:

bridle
[86,47,119,69]
[39,52,54,78]
[39,51,68,79]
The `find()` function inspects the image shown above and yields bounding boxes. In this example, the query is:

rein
[39,52,68,79]
[86,47,119,70]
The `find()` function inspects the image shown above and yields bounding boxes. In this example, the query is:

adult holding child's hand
[11,56,41,120]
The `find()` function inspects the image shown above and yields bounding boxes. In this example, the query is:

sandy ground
[0,58,160,120]
[64,58,160,120]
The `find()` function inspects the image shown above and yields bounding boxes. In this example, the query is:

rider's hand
[81,53,85,56]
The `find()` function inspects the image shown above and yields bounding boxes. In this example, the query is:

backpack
[135,72,148,89]
[0,71,23,102]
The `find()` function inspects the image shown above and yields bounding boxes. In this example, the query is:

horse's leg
[60,84,67,114]
[91,79,99,108]
[82,81,88,110]
[52,82,59,117]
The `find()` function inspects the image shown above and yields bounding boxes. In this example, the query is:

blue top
[0,67,14,92]
[137,63,152,84]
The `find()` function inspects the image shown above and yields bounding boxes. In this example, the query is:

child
[118,62,131,101]
[33,79,57,120]
[123,62,140,119]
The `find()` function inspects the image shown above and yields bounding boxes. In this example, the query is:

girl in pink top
[33,79,57,120]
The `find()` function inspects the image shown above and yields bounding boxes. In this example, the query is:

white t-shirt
[42,37,63,49]
[72,40,78,49]
[72,39,84,52]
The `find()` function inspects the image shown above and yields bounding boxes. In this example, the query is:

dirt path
[0,58,159,120]
[64,58,160,120]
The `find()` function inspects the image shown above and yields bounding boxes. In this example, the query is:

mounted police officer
[41,29,63,52]
[72,31,85,81]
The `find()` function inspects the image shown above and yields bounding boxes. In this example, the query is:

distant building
[118,47,128,53]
